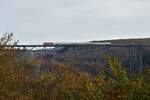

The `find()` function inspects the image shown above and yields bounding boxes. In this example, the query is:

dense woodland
[0,33,150,100]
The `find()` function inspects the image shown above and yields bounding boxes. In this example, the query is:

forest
[0,33,150,100]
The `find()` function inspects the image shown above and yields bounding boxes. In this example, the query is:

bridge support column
[128,46,143,76]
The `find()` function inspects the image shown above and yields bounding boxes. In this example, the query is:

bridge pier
[128,46,143,76]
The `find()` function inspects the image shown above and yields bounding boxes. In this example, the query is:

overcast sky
[0,0,150,44]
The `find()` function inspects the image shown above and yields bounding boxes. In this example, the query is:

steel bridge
[5,44,150,76]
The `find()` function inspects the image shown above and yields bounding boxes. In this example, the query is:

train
[43,42,55,46]
[43,41,111,46]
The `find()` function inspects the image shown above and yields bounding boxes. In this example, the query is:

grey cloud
[0,0,150,44]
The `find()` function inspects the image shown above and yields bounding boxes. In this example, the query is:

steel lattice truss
[5,44,150,76]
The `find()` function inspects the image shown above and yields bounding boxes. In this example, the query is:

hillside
[91,38,150,44]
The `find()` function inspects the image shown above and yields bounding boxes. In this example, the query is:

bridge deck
[5,44,150,48]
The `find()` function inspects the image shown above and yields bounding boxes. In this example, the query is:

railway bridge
[5,43,150,76]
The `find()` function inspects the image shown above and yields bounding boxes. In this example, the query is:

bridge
[5,43,150,48]
[5,43,150,76]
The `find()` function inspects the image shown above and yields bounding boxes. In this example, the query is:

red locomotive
[43,42,55,46]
